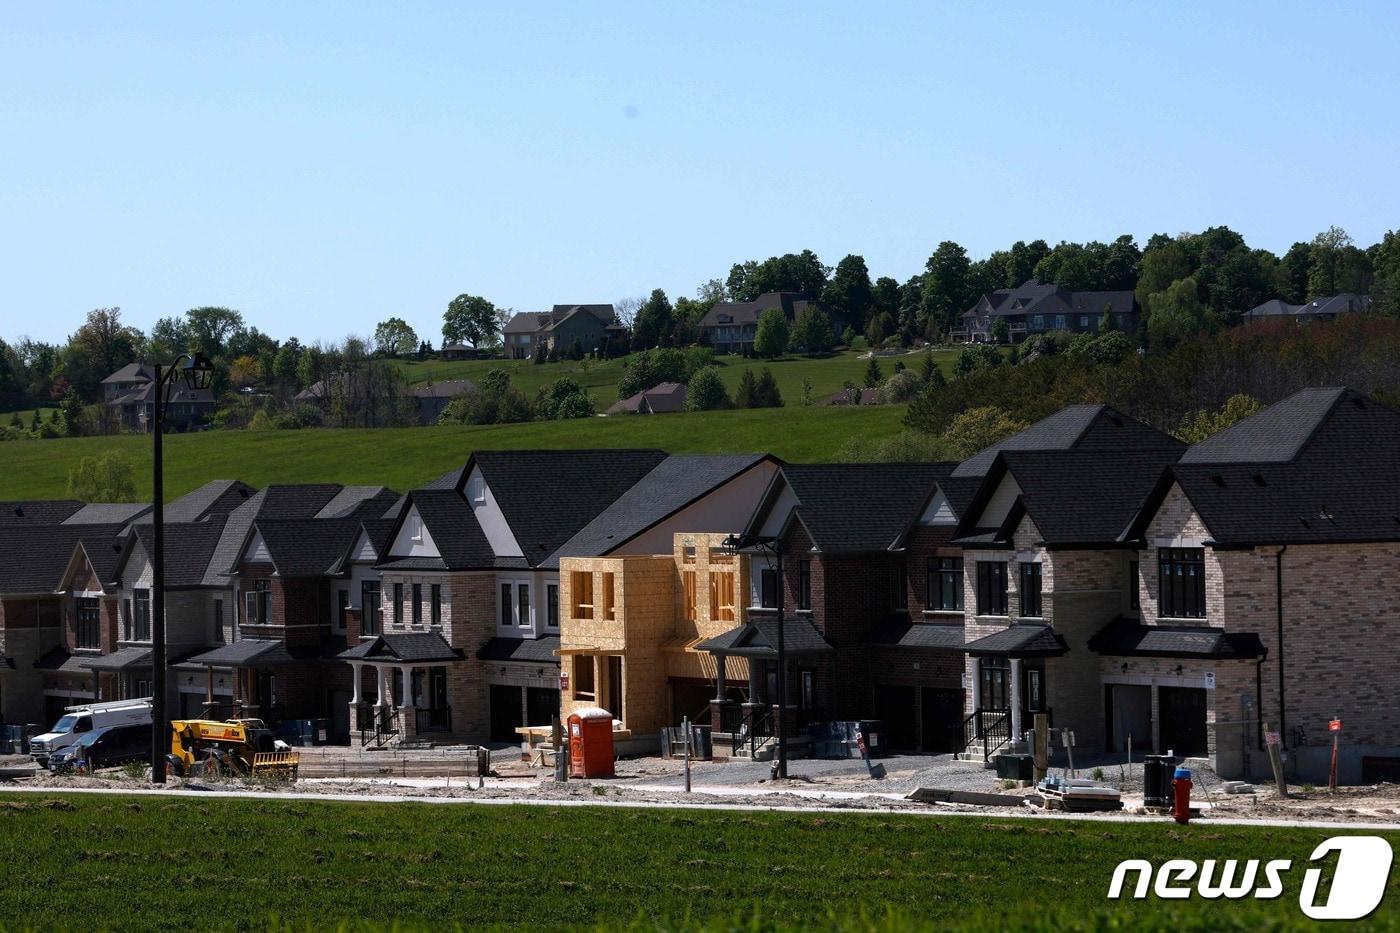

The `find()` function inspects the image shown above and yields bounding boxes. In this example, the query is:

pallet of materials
[1034,777,1122,811]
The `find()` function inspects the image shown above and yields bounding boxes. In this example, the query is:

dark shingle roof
[476,636,561,663]
[1138,389,1400,546]
[936,476,985,522]
[77,536,129,588]
[338,633,464,663]
[543,454,770,568]
[62,503,151,525]
[961,447,1184,547]
[865,620,966,650]
[203,484,347,583]
[954,405,1180,478]
[391,489,496,570]
[251,517,364,577]
[964,624,1068,657]
[128,516,229,587]
[696,617,833,657]
[34,647,93,673]
[767,463,955,553]
[159,480,256,523]
[85,647,155,671]
[1088,617,1265,659]
[412,380,477,400]
[606,382,687,415]
[185,638,339,667]
[0,501,85,525]
[471,450,669,566]
[0,524,126,595]
[102,362,154,384]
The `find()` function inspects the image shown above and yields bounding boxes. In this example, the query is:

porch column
[349,662,363,704]
[399,665,414,709]
[747,659,764,705]
[374,666,389,708]
[1009,657,1023,741]
[713,652,727,701]
[970,658,981,712]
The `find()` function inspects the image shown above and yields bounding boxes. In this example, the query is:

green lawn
[0,793,1392,931]
[392,348,947,408]
[0,405,907,501]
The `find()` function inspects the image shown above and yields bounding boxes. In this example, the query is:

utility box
[995,753,1034,782]
[1143,754,1175,809]
[568,707,616,779]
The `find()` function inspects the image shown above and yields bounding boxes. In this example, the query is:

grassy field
[391,347,948,408]
[0,793,1391,931]
[0,405,906,500]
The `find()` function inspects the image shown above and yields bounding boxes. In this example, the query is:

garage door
[525,687,559,729]
[920,688,965,753]
[489,685,524,743]
[1159,686,1208,757]
[873,684,917,750]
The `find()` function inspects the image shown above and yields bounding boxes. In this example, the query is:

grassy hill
[0,404,907,500]
[391,347,950,407]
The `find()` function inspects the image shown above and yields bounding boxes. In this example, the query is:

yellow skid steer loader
[167,719,300,781]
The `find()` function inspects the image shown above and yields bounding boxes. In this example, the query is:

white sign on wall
[1204,671,1216,690]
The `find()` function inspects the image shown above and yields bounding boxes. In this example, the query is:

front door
[920,688,965,753]
[1159,686,1208,757]
[489,685,524,743]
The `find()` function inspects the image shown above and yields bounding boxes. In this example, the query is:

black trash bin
[995,753,1034,782]
[1143,754,1175,808]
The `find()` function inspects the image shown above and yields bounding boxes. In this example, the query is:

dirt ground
[8,752,1400,824]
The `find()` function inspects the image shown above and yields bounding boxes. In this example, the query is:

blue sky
[3,2,1397,345]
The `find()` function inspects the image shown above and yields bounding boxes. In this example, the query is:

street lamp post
[723,534,787,780]
[149,353,213,784]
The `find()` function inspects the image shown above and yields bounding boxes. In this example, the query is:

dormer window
[409,514,423,543]
[467,475,486,504]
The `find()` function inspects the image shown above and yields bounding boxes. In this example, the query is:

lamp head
[181,353,215,390]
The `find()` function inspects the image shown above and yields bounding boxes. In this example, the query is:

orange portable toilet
[568,706,616,778]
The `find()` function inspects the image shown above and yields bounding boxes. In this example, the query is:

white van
[30,698,153,766]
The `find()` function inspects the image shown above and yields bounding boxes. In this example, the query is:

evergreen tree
[920,351,937,384]
[754,367,783,408]
[30,410,40,431]
[864,356,883,388]
[734,368,758,408]
[568,338,585,361]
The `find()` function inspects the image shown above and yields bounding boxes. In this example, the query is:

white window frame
[498,577,533,632]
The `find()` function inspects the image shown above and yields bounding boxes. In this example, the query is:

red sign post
[1329,718,1342,791]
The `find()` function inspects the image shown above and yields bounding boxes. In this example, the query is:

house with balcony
[102,362,215,432]
[951,280,1138,343]
[548,454,780,745]
[697,293,825,355]
[502,304,625,359]
[1114,387,1400,782]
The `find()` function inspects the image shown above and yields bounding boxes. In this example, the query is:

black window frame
[796,560,811,611]
[976,561,1008,616]
[430,583,441,626]
[412,583,423,624]
[75,597,101,650]
[361,580,381,636]
[759,568,779,609]
[979,657,1011,710]
[393,582,404,624]
[893,565,909,610]
[1019,561,1043,618]
[1129,559,1140,611]
[1158,547,1206,618]
[500,582,513,626]
[927,556,964,612]
[337,589,350,628]
[132,588,152,641]
[546,583,559,628]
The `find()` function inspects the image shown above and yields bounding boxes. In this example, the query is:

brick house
[502,305,625,359]
[1116,387,1400,782]
[698,462,971,753]
[950,279,1139,344]
[341,450,670,745]
[697,292,825,355]
[948,405,1186,761]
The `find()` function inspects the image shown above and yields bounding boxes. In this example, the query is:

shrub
[67,451,138,501]
[788,306,836,356]
[536,377,595,420]
[683,366,732,411]
[953,344,1002,378]
[248,410,275,431]
[940,406,1030,459]
[877,370,923,405]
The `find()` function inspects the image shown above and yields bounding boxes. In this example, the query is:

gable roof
[956,446,1184,548]
[62,503,152,525]
[127,516,231,587]
[466,450,669,566]
[698,292,819,330]
[542,454,772,568]
[1133,388,1400,546]
[503,305,617,336]
[338,632,464,663]
[962,280,1136,323]
[202,484,351,584]
[102,362,154,384]
[953,404,1181,477]
[606,382,687,415]
[0,524,126,595]
[0,501,86,526]
[71,536,128,590]
[1088,616,1266,659]
[1243,294,1369,319]
[412,380,476,400]
[755,462,955,553]
[379,489,495,571]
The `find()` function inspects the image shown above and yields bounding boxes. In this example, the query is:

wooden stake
[1032,712,1049,782]
[1263,721,1288,798]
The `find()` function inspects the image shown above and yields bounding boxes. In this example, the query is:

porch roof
[964,624,1068,658]
[185,639,311,668]
[696,617,833,658]
[85,646,154,671]
[476,636,559,664]
[865,619,966,650]
[338,632,464,664]
[1087,617,1266,660]
[34,647,93,673]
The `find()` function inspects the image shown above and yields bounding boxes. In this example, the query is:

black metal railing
[358,706,397,748]
[731,706,775,759]
[415,707,452,733]
[962,707,1012,762]
[719,702,745,735]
